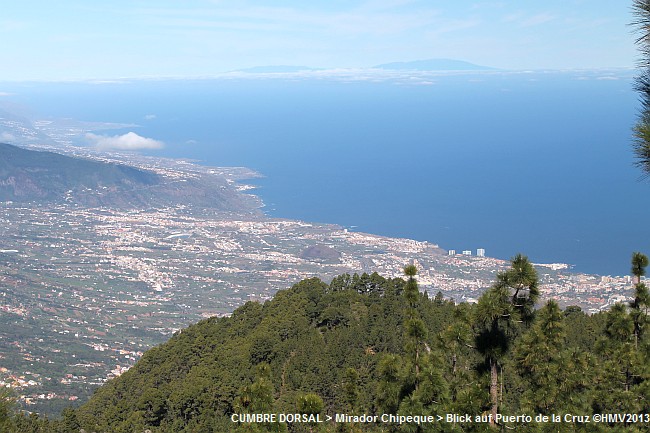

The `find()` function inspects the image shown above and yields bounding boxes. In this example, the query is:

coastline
[0,142,637,416]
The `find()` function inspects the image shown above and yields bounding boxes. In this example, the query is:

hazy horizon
[0,1,637,81]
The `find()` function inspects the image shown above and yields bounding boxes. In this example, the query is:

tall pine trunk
[490,358,498,428]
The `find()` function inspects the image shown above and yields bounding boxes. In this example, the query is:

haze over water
[4,68,646,276]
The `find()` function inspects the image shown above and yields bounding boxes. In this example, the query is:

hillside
[73,274,414,432]
[5,258,649,433]
[0,142,158,202]
[0,143,258,211]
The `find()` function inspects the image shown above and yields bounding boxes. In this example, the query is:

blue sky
[0,0,639,81]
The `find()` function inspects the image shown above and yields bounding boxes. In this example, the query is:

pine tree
[475,254,538,428]
[405,318,428,388]
[376,354,402,414]
[632,1,650,176]
[499,253,539,323]
[235,364,285,433]
[593,303,643,424]
[0,388,15,432]
[403,264,419,311]
[61,407,81,433]
[438,304,477,418]
[630,252,650,346]
[401,265,426,387]
[342,368,360,413]
[512,300,592,418]
[296,393,324,433]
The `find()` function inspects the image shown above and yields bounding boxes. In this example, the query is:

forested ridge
[2,255,650,433]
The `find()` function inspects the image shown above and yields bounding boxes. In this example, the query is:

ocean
[2,68,646,276]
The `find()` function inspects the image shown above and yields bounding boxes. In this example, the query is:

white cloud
[144,114,156,120]
[85,132,164,150]
[0,132,15,141]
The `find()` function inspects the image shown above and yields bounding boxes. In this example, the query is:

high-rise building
[448,249,456,256]
[477,248,485,257]
[462,250,472,256]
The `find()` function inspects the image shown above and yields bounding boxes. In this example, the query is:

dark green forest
[2,254,650,433]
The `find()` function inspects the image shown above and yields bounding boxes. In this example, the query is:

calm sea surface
[4,69,647,276]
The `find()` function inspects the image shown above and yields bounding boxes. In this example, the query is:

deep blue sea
[2,69,647,276]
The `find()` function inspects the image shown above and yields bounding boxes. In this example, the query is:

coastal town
[0,113,640,415]
[0,190,635,415]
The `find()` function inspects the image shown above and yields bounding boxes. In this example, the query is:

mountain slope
[0,143,259,211]
[0,142,159,203]
[73,274,426,432]
[7,269,649,432]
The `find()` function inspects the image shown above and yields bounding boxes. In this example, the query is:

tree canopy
[632,0,650,176]
[3,264,649,433]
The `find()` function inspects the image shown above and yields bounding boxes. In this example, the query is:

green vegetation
[0,142,254,210]
[0,142,158,203]
[633,0,650,176]
[3,255,650,432]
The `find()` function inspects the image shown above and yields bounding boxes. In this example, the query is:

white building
[462,250,472,256]
[448,249,456,256]
[477,248,485,257]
